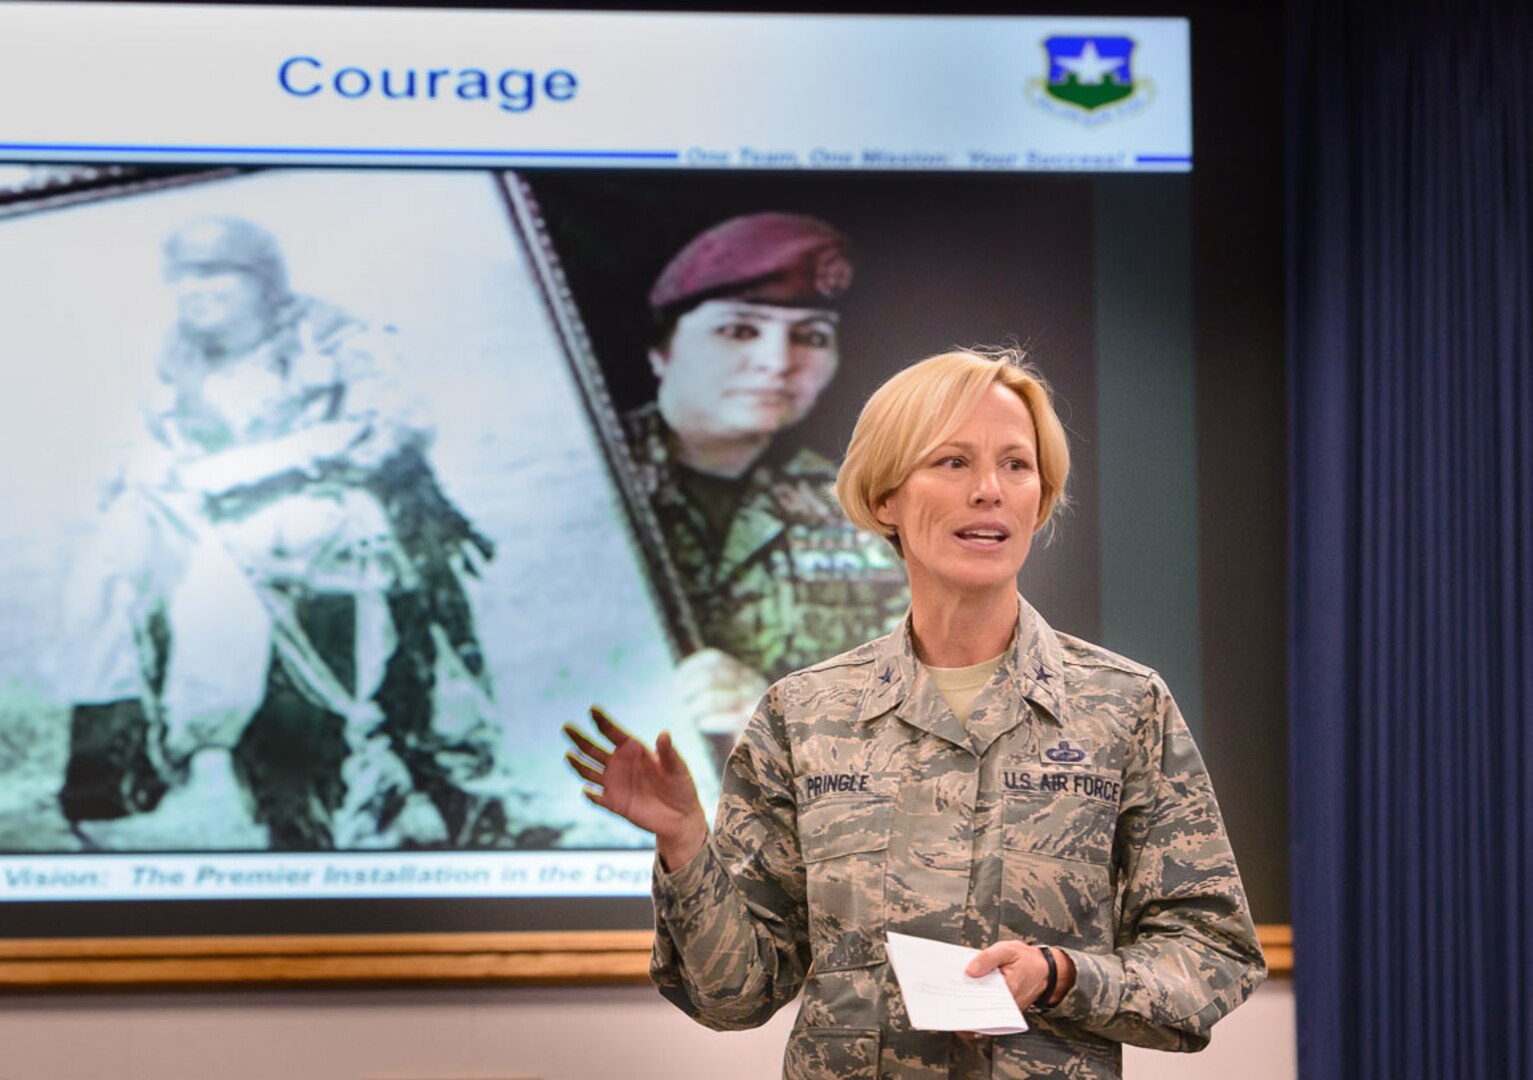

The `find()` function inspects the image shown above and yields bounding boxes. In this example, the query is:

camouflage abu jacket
[651,598,1266,1079]
[624,404,908,680]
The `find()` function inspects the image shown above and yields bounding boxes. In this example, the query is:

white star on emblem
[1057,40,1126,86]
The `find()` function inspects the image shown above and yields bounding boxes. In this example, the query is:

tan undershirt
[924,653,1006,726]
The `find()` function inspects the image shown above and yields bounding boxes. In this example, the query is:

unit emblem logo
[1026,35,1156,127]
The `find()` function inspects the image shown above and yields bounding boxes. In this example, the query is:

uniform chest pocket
[998,771,1118,949]
[798,776,898,973]
[1000,770,1120,866]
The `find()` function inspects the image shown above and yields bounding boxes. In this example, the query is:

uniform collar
[856,594,1068,741]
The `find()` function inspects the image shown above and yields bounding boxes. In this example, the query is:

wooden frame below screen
[0,926,1291,989]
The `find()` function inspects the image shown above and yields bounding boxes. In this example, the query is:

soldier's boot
[59,699,169,821]
[333,746,396,846]
[232,662,348,850]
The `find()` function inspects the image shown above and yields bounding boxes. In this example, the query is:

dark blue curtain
[1288,0,1533,1077]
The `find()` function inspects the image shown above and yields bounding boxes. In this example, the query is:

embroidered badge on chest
[1040,737,1093,765]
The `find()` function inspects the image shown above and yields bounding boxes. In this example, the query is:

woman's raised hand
[563,706,709,870]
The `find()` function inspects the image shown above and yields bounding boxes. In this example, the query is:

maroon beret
[648,212,854,317]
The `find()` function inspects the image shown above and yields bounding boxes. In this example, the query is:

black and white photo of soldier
[55,215,511,851]
[0,168,717,867]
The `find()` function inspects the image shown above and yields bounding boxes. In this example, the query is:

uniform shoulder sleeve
[650,681,811,1030]
[1048,672,1267,1050]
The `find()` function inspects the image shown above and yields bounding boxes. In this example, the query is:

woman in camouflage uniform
[566,350,1265,1078]
[627,212,909,771]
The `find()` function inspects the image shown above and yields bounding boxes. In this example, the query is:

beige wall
[0,978,1293,1079]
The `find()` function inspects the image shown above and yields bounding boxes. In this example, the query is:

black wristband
[1032,946,1058,1010]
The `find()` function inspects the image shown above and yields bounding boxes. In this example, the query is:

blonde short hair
[836,349,1070,552]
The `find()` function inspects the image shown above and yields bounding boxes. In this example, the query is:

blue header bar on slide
[0,4,1191,172]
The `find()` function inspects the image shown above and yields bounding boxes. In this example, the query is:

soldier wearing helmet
[625,213,908,770]
[159,216,291,359]
[59,216,515,853]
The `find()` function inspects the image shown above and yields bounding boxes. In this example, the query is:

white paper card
[885,931,1029,1035]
